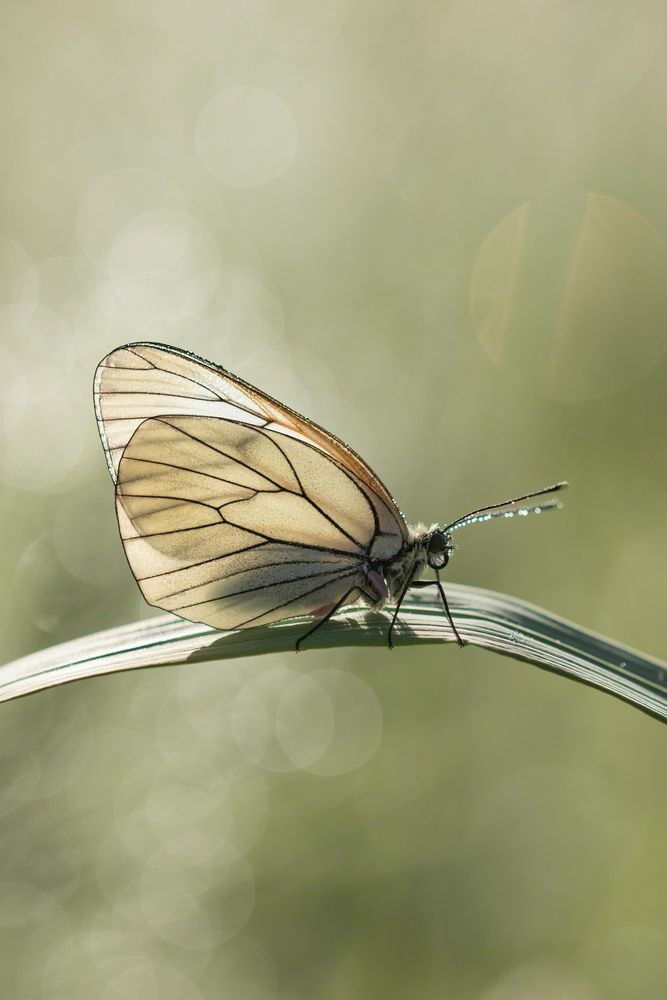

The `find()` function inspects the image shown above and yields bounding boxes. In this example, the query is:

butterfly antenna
[445,481,568,534]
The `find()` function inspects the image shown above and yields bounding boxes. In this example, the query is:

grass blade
[2,584,666,721]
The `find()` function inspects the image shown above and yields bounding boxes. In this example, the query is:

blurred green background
[2,1,667,997]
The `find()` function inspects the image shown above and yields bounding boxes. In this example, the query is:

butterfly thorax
[362,523,443,607]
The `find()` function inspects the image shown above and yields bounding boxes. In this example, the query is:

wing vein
[128,347,156,369]
[157,556,355,601]
[120,493,223,512]
[100,390,224,401]
[174,565,360,611]
[231,570,360,629]
[126,349,265,419]
[136,541,270,581]
[256,428,367,550]
[153,418,288,492]
[118,455,270,492]
[255,427,305,495]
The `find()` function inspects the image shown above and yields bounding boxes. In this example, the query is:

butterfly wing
[95,343,408,630]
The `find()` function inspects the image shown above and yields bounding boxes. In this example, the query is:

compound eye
[427,530,451,568]
[428,531,447,555]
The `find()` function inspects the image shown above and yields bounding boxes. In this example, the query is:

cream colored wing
[94,342,408,562]
[115,413,373,629]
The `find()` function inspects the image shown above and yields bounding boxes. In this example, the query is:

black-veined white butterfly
[94,343,566,649]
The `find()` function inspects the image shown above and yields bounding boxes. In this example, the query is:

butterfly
[94,343,566,650]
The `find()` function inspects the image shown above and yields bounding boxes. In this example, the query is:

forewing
[115,414,367,629]
[94,343,267,480]
[95,342,408,559]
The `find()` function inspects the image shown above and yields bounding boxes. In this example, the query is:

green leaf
[2,584,666,721]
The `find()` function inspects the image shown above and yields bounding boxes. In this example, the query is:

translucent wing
[95,343,408,630]
[95,342,408,558]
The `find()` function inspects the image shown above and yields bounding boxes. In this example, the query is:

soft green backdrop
[2,1,666,997]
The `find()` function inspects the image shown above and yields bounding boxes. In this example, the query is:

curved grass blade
[1,584,666,721]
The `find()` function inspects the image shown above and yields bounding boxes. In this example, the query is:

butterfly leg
[409,576,465,647]
[387,568,420,651]
[295,588,357,653]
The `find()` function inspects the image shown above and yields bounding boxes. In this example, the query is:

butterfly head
[425,528,454,570]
